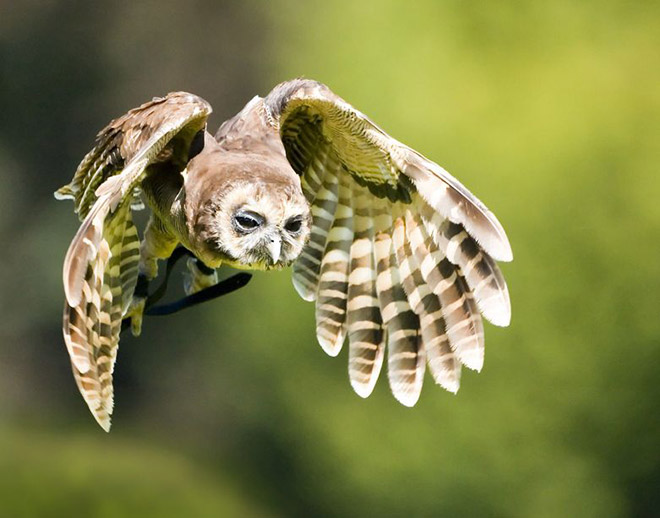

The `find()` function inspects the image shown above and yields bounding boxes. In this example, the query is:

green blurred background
[1,1,658,516]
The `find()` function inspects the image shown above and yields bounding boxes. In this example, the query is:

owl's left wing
[265,79,512,406]
[57,93,211,430]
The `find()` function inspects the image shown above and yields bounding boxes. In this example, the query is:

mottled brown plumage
[57,79,512,430]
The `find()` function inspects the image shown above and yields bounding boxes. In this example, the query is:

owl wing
[265,79,512,406]
[56,92,211,430]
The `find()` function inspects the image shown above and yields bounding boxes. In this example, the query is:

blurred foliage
[0,427,272,518]
[0,1,658,517]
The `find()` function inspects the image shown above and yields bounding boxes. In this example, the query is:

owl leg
[127,216,178,336]
[184,258,218,295]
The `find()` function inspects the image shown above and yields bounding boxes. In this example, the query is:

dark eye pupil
[237,216,258,228]
[234,213,262,232]
[285,219,302,232]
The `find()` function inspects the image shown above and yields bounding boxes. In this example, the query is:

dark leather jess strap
[120,247,252,334]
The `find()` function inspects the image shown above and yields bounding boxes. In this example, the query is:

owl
[56,79,512,431]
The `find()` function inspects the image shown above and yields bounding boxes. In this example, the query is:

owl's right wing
[55,93,211,430]
[266,79,512,406]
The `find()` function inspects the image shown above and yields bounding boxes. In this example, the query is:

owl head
[186,152,312,270]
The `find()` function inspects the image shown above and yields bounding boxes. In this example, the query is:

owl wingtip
[496,243,514,263]
[392,389,421,407]
[460,352,484,372]
[292,277,316,301]
[482,303,511,327]
[477,227,513,263]
[436,378,460,394]
[94,413,112,433]
[316,330,345,357]
[350,379,376,399]
[63,283,82,308]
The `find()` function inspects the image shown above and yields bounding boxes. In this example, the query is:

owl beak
[266,235,281,264]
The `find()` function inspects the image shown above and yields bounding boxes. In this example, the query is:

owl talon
[126,297,146,337]
[141,258,159,282]
[184,257,218,295]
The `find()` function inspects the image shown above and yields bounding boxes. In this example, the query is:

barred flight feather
[420,204,510,327]
[118,218,140,313]
[374,230,425,406]
[292,142,340,301]
[64,234,112,430]
[442,225,510,328]
[409,207,485,371]
[314,174,354,356]
[63,197,108,307]
[395,213,461,393]
[346,189,385,398]
[62,200,140,431]
[402,154,513,263]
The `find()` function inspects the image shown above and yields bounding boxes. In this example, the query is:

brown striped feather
[314,173,354,355]
[421,204,511,327]
[292,143,341,301]
[118,216,140,314]
[374,229,425,406]
[402,153,512,263]
[395,212,461,393]
[408,206,486,371]
[346,189,385,398]
[62,200,140,431]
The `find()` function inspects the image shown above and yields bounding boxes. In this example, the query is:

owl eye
[284,216,303,233]
[233,211,264,233]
